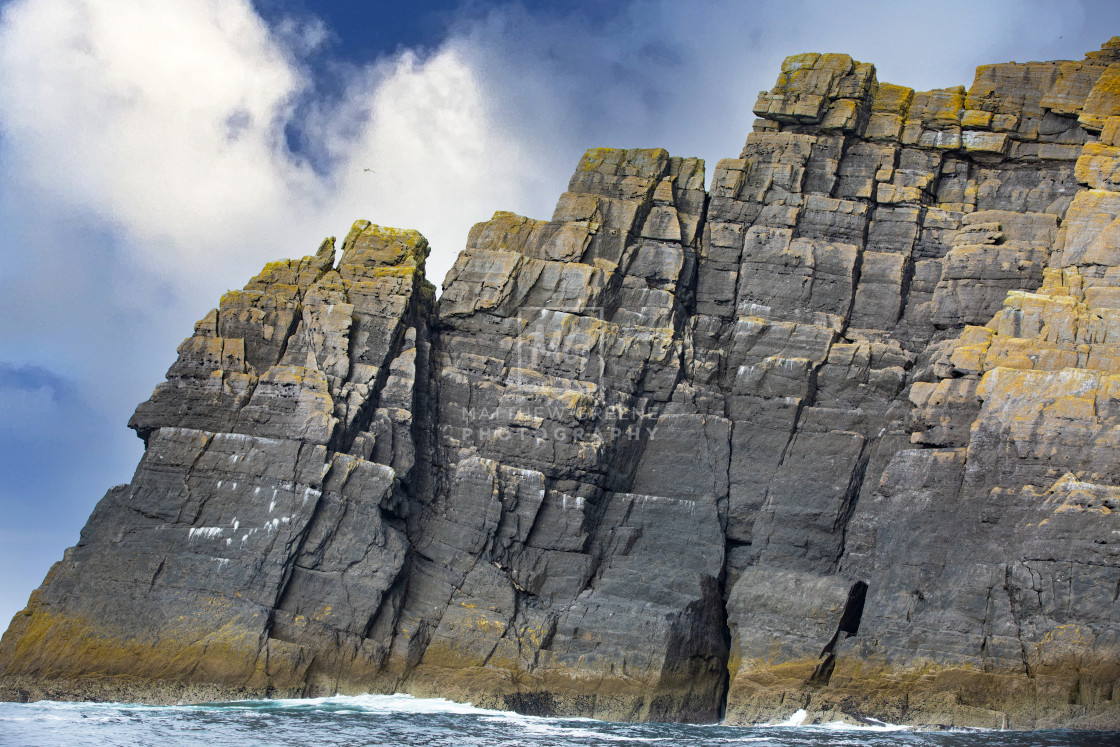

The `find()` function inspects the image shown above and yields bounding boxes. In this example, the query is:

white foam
[492,716,669,741]
[761,707,910,732]
[3,693,916,740]
[264,693,509,716]
[270,694,662,741]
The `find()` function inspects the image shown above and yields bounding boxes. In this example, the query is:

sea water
[1,694,1117,746]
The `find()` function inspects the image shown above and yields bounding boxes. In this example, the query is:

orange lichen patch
[937,262,1120,392]
[219,289,298,313]
[729,657,821,688]
[782,52,822,73]
[753,53,875,126]
[1080,63,1120,131]
[469,211,545,247]
[961,109,993,128]
[1042,393,1097,422]
[576,147,670,177]
[988,339,1080,371]
[361,266,417,279]
[1075,142,1120,190]
[0,600,270,689]
[577,147,620,172]
[1041,61,1109,116]
[415,607,510,671]
[465,211,598,263]
[1102,117,1120,146]
[339,220,431,271]
[517,622,549,651]
[910,86,966,124]
[243,248,334,294]
[1028,473,1120,515]
[722,650,1120,729]
[962,131,1009,154]
[872,82,914,116]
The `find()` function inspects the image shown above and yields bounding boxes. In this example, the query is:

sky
[1,0,1119,629]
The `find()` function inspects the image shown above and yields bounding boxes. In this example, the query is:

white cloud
[0,0,550,306]
[0,0,308,262]
[312,45,547,287]
[272,13,332,57]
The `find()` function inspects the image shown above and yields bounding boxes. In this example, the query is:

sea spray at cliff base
[3,695,1117,746]
[4,38,1120,731]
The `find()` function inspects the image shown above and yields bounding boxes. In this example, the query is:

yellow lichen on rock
[1079,62,1120,132]
[340,220,430,270]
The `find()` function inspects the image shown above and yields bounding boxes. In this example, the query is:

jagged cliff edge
[4,39,1120,729]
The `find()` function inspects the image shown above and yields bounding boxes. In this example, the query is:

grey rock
[5,37,1120,731]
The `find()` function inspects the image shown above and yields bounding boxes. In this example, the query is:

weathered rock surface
[5,39,1120,729]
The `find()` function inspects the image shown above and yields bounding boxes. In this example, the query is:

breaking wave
[1,693,1115,746]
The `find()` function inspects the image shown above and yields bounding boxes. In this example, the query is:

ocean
[0,694,1117,747]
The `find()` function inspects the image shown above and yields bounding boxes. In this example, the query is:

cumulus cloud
[0,1,307,262]
[0,0,1118,626]
[311,45,546,286]
[0,0,548,299]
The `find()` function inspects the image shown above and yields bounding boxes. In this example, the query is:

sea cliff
[4,39,1120,729]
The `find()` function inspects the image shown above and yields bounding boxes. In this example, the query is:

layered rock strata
[5,39,1120,729]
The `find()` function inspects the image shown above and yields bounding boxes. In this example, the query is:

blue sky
[1,0,1119,628]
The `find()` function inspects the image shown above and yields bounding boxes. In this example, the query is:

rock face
[4,39,1120,729]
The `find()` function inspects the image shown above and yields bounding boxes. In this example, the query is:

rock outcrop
[5,39,1120,729]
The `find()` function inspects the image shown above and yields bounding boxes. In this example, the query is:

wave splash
[763,706,909,732]
[2,694,1112,746]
